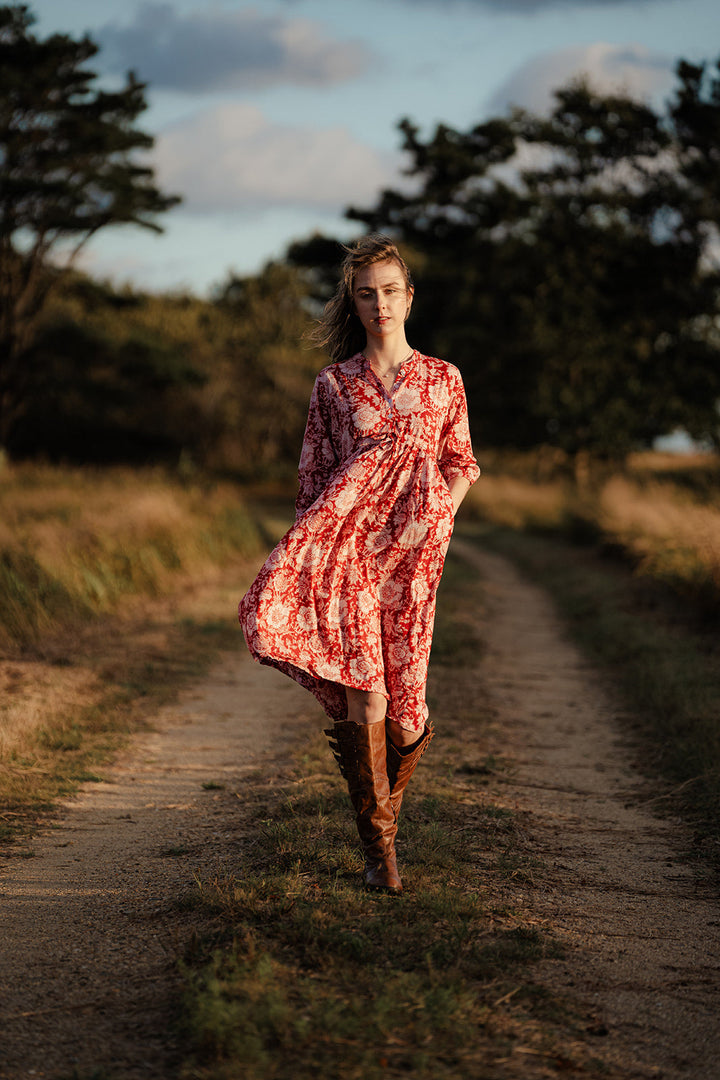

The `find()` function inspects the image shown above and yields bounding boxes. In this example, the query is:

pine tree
[0,3,180,445]
[340,64,720,459]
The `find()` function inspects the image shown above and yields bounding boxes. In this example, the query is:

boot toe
[363,860,403,894]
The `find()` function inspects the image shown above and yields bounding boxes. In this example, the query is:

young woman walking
[239,235,479,894]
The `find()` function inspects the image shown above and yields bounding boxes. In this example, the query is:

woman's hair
[309,234,413,363]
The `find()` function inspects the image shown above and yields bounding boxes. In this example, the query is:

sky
[28,0,720,296]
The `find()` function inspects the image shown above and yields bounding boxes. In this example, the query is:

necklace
[365,350,414,383]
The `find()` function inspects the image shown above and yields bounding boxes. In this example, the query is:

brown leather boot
[386,722,435,819]
[325,721,402,894]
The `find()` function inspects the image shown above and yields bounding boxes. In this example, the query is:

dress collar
[360,349,418,375]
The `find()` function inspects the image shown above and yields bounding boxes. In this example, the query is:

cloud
[405,0,674,9]
[97,2,371,92]
[487,43,675,114]
[153,103,402,213]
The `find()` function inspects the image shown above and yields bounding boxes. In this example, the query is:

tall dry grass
[0,464,260,651]
[0,464,263,833]
[467,450,720,599]
[597,475,720,592]
[465,473,570,532]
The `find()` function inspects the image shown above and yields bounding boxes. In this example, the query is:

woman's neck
[363,339,413,376]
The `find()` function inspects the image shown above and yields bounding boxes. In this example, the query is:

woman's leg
[344,691,432,816]
[324,687,401,894]
[345,687,386,726]
[385,721,435,818]
[386,718,423,748]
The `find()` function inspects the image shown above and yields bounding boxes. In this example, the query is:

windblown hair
[309,235,413,363]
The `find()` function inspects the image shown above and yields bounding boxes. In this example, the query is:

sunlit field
[0,464,261,819]
[467,450,720,600]
[0,463,260,651]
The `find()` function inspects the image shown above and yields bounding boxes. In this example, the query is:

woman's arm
[447,474,471,516]
[295,374,339,519]
[438,369,480,507]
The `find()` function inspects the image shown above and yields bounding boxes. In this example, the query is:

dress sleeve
[437,369,481,486]
[295,373,340,519]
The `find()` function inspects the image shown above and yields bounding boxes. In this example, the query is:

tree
[0,3,180,447]
[671,60,720,231]
[341,63,720,460]
[500,80,720,458]
[208,261,323,474]
[8,274,208,464]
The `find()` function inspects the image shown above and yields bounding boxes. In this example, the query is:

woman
[239,235,479,895]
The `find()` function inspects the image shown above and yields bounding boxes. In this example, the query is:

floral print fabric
[238,351,480,732]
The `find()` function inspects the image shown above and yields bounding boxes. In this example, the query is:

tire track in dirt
[454,539,720,1080]
[0,657,315,1080]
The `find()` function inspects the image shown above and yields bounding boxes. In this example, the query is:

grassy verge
[0,607,246,849]
[458,518,720,863]
[463,449,720,861]
[0,464,261,650]
[176,553,618,1080]
[0,463,262,848]
[467,449,720,611]
[468,449,720,609]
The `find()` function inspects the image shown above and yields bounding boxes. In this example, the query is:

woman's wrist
[447,476,471,515]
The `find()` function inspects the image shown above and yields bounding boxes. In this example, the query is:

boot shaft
[386,722,435,817]
[325,720,401,894]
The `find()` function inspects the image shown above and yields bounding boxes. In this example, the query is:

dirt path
[0,656,317,1080]
[1,539,719,1079]
[453,539,720,1080]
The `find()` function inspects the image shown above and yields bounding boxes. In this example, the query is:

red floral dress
[238,350,480,732]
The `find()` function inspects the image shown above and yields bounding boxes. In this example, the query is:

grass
[0,463,261,650]
[467,449,720,609]
[176,552,618,1080]
[0,462,263,846]
[461,447,720,860]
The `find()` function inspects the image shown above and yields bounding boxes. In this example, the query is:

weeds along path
[453,537,720,1080]
[0,649,316,1080]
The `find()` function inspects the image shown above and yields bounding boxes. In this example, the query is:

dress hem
[252,650,390,701]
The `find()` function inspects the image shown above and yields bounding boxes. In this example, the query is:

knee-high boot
[386,722,435,819]
[325,721,402,894]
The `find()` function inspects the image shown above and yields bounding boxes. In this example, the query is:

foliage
[208,261,325,473]
[8,276,208,462]
[0,3,179,444]
[329,60,720,459]
[6,264,322,472]
[285,232,344,308]
[5,0,720,472]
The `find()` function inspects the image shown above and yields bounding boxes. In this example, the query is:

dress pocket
[427,474,455,547]
[438,475,455,520]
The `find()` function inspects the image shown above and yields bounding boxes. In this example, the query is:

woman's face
[352,259,413,344]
